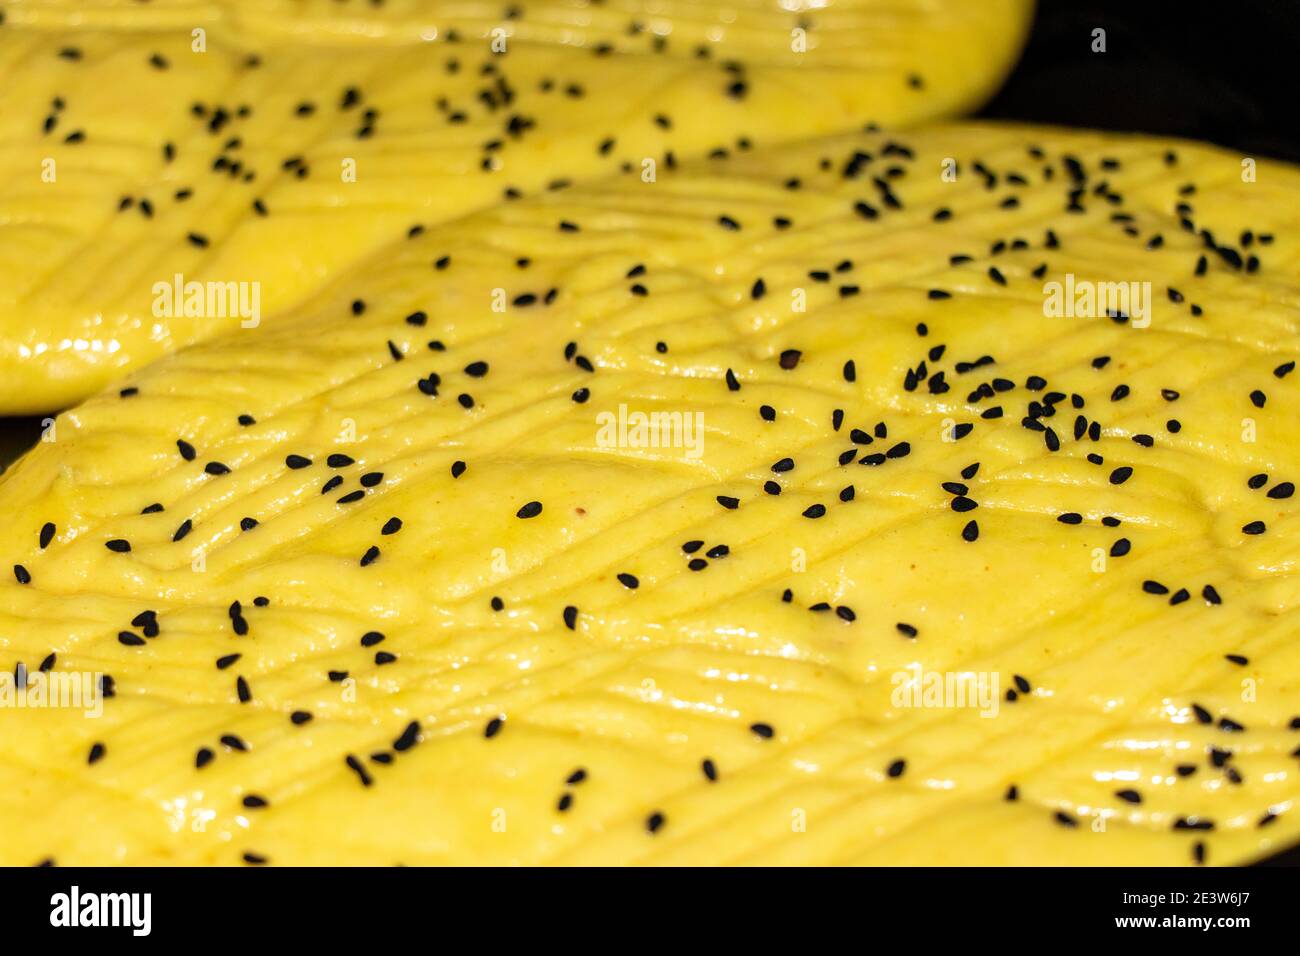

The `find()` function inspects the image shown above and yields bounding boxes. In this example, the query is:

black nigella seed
[39,522,55,549]
[286,454,312,469]
[750,723,775,739]
[106,539,131,553]
[563,605,578,630]
[617,573,639,589]
[886,759,905,778]
[716,496,739,510]
[517,501,543,519]
[484,716,504,738]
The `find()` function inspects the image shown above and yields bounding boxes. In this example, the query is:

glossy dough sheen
[0,0,1033,412]
[1,124,1298,866]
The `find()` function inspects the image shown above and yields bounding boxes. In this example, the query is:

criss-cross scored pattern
[0,0,1032,412]
[2,124,1299,865]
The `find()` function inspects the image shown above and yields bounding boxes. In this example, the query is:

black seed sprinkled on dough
[484,716,505,739]
[750,723,775,739]
[205,462,230,476]
[87,743,106,765]
[13,565,31,585]
[646,812,666,833]
[195,747,214,769]
[716,495,739,510]
[345,755,372,787]
[617,573,639,589]
[517,500,543,519]
[105,539,131,553]
[1242,520,1266,535]
[39,522,55,549]
[896,622,918,639]
[886,759,906,778]
[1054,811,1078,829]
[286,454,312,469]
[725,368,741,391]
[177,439,196,461]
[563,605,578,630]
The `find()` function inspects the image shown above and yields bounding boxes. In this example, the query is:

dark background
[1,0,1297,866]
[981,0,1300,163]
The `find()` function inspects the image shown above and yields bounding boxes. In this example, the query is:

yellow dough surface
[1,123,1298,866]
[0,0,1033,412]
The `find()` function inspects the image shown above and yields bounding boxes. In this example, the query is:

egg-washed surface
[3,122,1299,866]
[0,0,1032,413]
